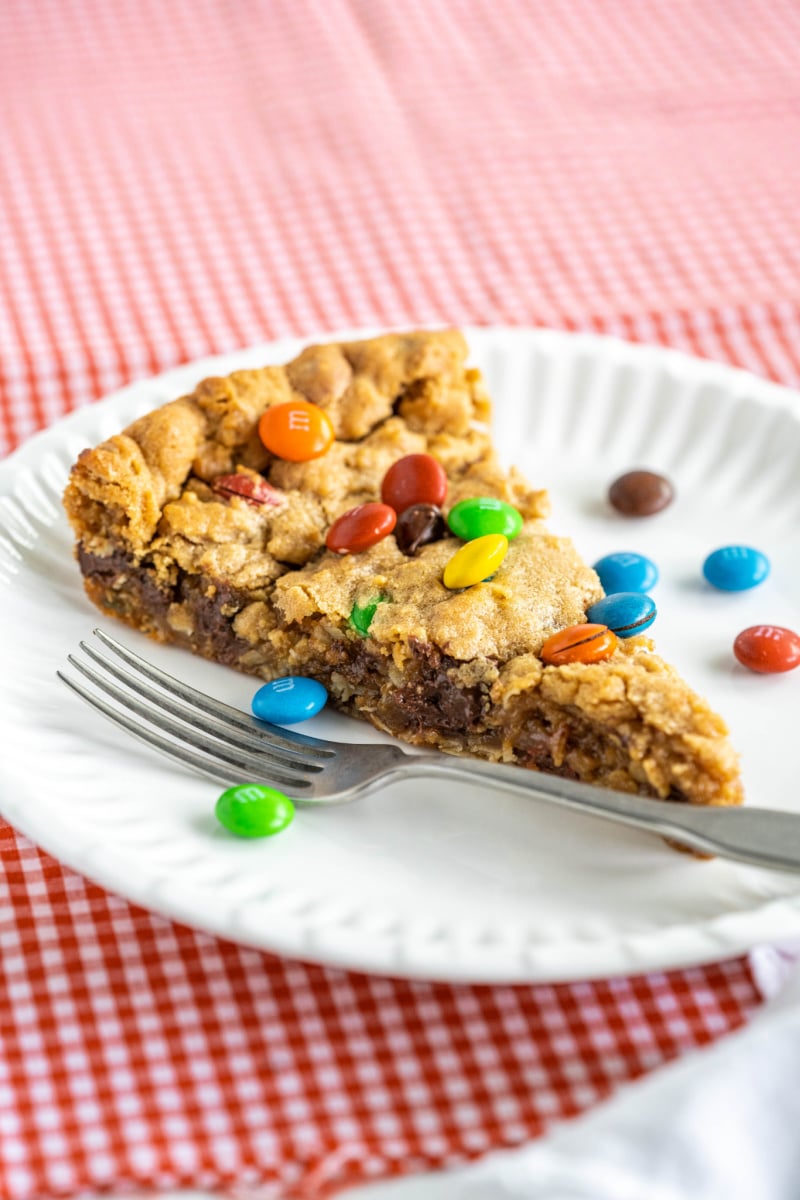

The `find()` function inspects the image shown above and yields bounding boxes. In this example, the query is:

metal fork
[57,628,800,873]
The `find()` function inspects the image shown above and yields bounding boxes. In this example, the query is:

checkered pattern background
[1,1,798,1196]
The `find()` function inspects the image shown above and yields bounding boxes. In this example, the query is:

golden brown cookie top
[274,525,603,663]
[64,328,548,574]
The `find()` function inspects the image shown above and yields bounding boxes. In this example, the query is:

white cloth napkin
[344,945,800,1200]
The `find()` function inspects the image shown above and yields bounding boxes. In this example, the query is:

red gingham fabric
[1,1,798,1196]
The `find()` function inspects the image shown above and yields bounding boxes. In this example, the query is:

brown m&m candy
[609,470,674,517]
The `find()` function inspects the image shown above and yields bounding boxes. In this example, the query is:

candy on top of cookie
[63,329,743,811]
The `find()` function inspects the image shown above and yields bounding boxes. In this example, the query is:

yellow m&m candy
[443,534,508,590]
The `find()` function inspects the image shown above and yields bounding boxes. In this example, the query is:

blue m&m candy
[702,545,770,592]
[586,592,657,638]
[593,552,659,595]
[252,677,327,725]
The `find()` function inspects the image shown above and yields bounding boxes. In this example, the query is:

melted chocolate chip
[77,545,172,619]
[388,640,486,733]
[77,545,250,664]
[394,503,447,555]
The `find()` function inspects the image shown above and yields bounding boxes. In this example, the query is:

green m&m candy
[447,496,523,542]
[349,594,388,637]
[215,784,295,838]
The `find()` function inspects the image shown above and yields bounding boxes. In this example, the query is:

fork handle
[404,755,800,873]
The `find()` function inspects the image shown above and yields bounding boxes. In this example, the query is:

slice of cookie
[63,330,743,807]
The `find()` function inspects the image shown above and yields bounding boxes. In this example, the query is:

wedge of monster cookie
[64,329,743,808]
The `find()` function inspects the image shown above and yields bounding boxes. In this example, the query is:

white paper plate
[1,328,799,983]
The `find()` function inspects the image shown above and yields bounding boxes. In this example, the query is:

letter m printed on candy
[258,399,334,461]
[288,408,311,432]
[237,785,269,803]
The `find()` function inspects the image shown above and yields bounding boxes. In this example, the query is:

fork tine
[57,670,280,789]
[77,640,323,775]
[92,627,335,760]
[64,656,313,791]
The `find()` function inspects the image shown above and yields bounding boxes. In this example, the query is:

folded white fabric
[346,950,800,1200]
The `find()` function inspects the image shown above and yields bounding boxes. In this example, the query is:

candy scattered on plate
[215,784,295,838]
[733,626,800,674]
[703,545,770,592]
[608,469,674,517]
[593,551,659,595]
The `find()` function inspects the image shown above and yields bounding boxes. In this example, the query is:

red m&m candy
[326,503,397,554]
[258,400,334,462]
[381,454,447,513]
[733,625,800,674]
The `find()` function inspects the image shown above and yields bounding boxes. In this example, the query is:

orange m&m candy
[258,400,334,462]
[540,623,618,666]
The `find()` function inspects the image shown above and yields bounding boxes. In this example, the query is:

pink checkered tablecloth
[1,1,799,1196]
